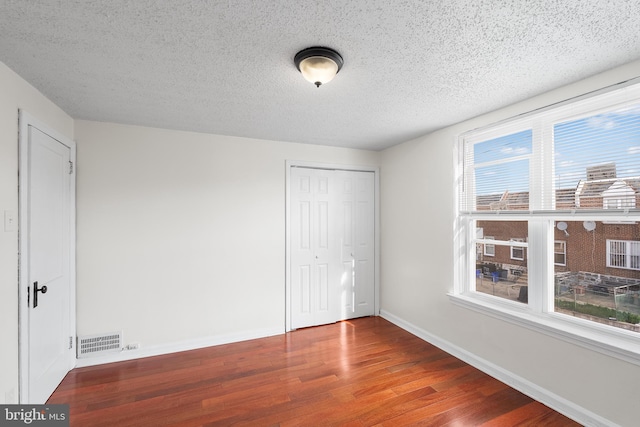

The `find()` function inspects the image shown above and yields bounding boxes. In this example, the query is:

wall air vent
[78,332,122,358]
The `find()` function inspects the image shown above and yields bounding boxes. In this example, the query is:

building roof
[477,177,640,210]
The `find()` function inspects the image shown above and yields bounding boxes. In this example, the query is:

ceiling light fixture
[294,47,343,88]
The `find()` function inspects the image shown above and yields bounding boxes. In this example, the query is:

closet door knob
[33,281,48,308]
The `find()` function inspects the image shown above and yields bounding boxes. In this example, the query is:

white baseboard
[75,326,284,368]
[379,310,617,427]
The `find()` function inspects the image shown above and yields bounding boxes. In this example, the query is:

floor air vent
[78,332,122,358]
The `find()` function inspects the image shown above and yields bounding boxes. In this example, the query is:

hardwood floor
[48,317,580,426]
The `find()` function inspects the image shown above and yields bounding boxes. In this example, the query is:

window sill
[448,292,640,366]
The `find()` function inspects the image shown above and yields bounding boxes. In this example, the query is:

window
[607,240,640,270]
[554,241,566,266]
[510,238,525,260]
[454,80,640,364]
[484,236,495,256]
[475,221,528,303]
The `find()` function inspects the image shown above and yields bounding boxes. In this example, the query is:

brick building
[476,164,640,292]
[477,219,640,281]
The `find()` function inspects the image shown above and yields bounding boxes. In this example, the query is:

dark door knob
[33,281,47,308]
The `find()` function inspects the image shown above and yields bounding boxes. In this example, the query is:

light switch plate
[4,210,16,232]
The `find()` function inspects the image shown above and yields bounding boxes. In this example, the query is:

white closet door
[290,168,339,329]
[290,167,375,329]
[336,170,375,320]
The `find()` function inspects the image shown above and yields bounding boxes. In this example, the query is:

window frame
[483,236,495,257]
[607,239,640,271]
[452,79,640,367]
[510,238,525,261]
[554,240,566,266]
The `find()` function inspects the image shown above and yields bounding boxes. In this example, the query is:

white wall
[380,60,640,426]
[0,62,74,403]
[74,120,380,359]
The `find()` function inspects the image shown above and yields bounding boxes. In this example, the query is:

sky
[474,129,530,195]
[473,103,640,196]
[554,105,640,190]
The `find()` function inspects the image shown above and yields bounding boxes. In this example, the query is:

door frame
[18,110,77,403]
[285,160,380,332]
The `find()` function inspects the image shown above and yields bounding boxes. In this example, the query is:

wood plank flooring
[48,317,580,426]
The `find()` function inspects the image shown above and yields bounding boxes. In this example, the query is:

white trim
[285,161,291,332]
[75,327,283,368]
[286,159,378,173]
[285,160,380,332]
[374,167,381,320]
[18,110,77,403]
[461,210,640,219]
[448,293,640,366]
[478,238,528,248]
[380,309,620,427]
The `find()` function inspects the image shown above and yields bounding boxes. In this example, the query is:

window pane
[475,160,530,211]
[510,238,525,260]
[554,241,566,266]
[608,240,627,268]
[554,221,640,333]
[554,103,640,211]
[484,236,495,256]
[631,242,640,270]
[474,130,532,164]
[476,221,528,304]
[468,130,532,211]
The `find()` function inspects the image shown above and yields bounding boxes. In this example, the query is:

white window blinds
[460,84,640,214]
[461,128,532,212]
[554,102,640,211]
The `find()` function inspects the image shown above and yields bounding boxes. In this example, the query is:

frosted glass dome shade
[294,47,344,88]
[299,56,339,87]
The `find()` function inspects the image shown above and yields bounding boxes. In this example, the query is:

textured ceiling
[2,1,640,150]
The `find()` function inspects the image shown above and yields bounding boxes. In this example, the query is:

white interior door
[290,168,339,329]
[20,114,76,403]
[336,170,375,320]
[290,167,375,329]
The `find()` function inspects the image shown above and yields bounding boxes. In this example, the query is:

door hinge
[68,161,74,174]
[69,336,73,350]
